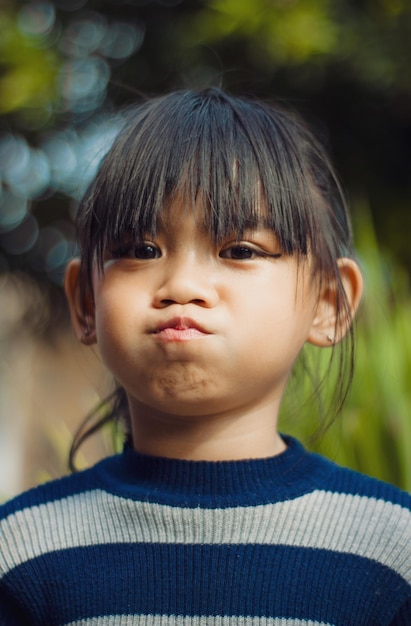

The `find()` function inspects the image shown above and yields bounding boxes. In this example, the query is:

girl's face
[83,196,323,432]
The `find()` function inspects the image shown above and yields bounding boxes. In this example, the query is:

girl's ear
[307,258,363,347]
[64,259,97,346]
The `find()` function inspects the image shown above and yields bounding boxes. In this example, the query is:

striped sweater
[0,436,410,625]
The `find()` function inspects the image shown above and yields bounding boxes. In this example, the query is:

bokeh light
[0,114,121,284]
[0,214,39,256]
[0,5,147,284]
[0,191,29,233]
[59,57,110,112]
[18,3,56,39]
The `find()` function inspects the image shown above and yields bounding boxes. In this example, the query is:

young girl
[1,89,410,625]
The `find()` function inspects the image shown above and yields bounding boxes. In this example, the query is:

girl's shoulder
[0,451,123,521]
[285,445,411,593]
[0,453,123,556]
[308,450,411,561]
[0,455,119,582]
[276,436,411,510]
[1,464,100,520]
[309,446,411,508]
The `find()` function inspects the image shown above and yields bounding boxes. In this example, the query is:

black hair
[69,88,357,470]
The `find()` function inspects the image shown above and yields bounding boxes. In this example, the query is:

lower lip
[155,328,209,342]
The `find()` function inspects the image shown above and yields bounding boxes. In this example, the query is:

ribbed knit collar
[95,435,329,507]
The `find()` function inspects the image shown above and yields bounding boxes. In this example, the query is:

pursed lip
[153,316,210,334]
[149,317,212,342]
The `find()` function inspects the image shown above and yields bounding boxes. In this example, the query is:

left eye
[220,245,257,260]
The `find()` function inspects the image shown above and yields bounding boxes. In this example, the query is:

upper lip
[153,317,210,334]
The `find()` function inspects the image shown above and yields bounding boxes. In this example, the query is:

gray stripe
[64,615,332,626]
[1,490,410,584]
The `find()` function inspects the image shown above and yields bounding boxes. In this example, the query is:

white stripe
[1,489,410,584]
[64,615,332,626]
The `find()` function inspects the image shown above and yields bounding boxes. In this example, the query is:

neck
[128,401,286,461]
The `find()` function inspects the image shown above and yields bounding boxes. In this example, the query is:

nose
[153,255,219,308]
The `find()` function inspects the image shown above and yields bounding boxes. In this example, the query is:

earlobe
[307,258,363,347]
[64,259,97,346]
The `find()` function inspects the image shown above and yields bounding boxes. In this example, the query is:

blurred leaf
[182,0,339,63]
[0,10,60,113]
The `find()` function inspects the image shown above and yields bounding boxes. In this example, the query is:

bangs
[76,88,353,287]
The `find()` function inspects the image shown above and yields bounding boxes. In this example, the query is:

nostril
[159,297,207,307]
[153,269,219,308]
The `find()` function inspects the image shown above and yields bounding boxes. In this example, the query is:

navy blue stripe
[2,442,410,516]
[98,443,411,508]
[0,467,105,520]
[2,544,408,626]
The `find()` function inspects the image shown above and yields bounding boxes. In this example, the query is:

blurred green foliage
[0,9,59,115]
[181,0,411,87]
[182,0,340,63]
[280,205,411,491]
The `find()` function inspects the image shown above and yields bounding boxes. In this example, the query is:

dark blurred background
[1,0,410,496]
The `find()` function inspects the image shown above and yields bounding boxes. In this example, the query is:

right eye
[132,243,161,259]
[112,242,161,260]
